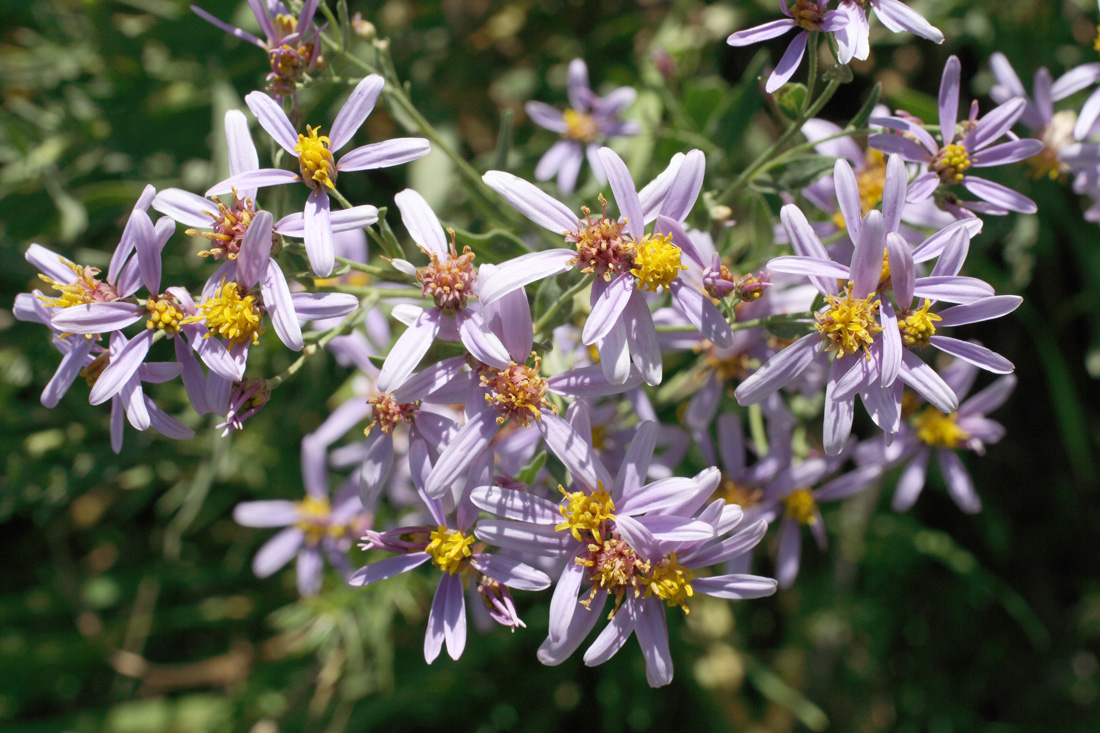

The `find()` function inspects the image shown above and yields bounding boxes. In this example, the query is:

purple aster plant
[525,58,641,193]
[207,75,431,277]
[192,0,322,98]
[348,442,552,662]
[479,148,708,386]
[471,421,775,687]
[234,441,368,597]
[856,359,1016,514]
[869,55,1044,216]
[726,1,848,93]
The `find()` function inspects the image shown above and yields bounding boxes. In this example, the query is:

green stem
[533,277,590,334]
[730,310,815,332]
[716,77,843,206]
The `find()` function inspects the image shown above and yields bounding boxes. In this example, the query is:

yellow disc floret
[183,278,265,347]
[481,354,555,427]
[295,125,337,190]
[932,143,971,184]
[426,526,475,575]
[296,495,347,546]
[641,553,695,614]
[913,407,970,449]
[781,487,818,525]
[898,299,941,347]
[563,108,599,143]
[815,283,883,358]
[145,296,184,336]
[555,483,615,544]
[630,232,687,292]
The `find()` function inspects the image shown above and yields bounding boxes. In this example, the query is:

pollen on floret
[365,392,420,435]
[38,259,119,309]
[481,354,555,426]
[145,295,184,336]
[898,299,941,347]
[417,231,477,313]
[555,483,616,544]
[183,278,265,347]
[563,108,598,143]
[931,143,971,184]
[641,553,695,614]
[914,407,970,449]
[566,194,636,280]
[426,526,475,575]
[187,190,261,261]
[781,487,818,525]
[789,0,826,30]
[815,283,883,358]
[630,232,687,292]
[296,495,346,546]
[576,532,650,618]
[295,125,337,190]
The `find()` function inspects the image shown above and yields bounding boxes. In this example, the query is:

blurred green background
[2,0,1099,730]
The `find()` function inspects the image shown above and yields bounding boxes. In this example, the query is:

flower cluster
[18,0,1079,694]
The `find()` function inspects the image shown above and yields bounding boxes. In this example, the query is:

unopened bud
[351,13,376,40]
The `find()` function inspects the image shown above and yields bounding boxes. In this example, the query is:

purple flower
[472,423,775,687]
[832,0,943,65]
[988,52,1085,181]
[748,455,882,588]
[349,445,551,662]
[869,56,1044,216]
[192,0,322,98]
[726,1,848,93]
[856,359,1016,513]
[207,75,430,277]
[481,148,707,385]
[525,58,640,193]
[234,442,368,596]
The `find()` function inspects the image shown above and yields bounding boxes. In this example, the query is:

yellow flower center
[590,424,608,451]
[481,354,555,427]
[426,526,475,575]
[555,483,616,545]
[1094,24,1100,53]
[145,296,184,336]
[815,284,883,357]
[1027,110,1076,181]
[781,487,818,525]
[641,553,695,614]
[790,0,826,30]
[898,299,940,348]
[417,237,477,314]
[712,476,763,508]
[563,108,599,143]
[295,495,345,546]
[576,535,650,616]
[566,194,636,281]
[183,278,265,347]
[931,143,971,184]
[631,232,688,292]
[705,350,752,383]
[365,392,420,435]
[913,407,970,449]
[295,125,337,190]
[80,351,110,387]
[38,259,119,309]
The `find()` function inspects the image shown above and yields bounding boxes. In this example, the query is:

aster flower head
[234,442,368,597]
[869,55,1044,216]
[192,0,323,98]
[857,360,1017,514]
[480,148,709,386]
[349,444,551,663]
[525,58,641,193]
[207,75,431,277]
[472,421,776,687]
[726,1,849,93]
